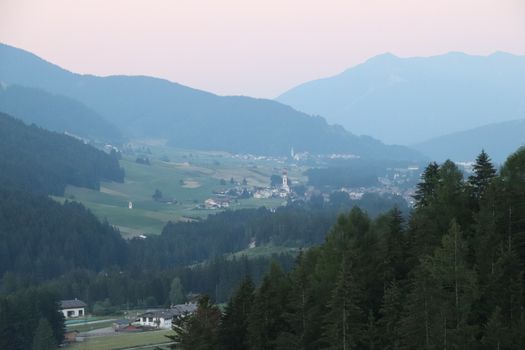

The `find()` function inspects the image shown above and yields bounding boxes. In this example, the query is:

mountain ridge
[0,83,121,141]
[0,43,423,160]
[277,51,525,145]
[413,118,525,163]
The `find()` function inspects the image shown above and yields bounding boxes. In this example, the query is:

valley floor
[54,142,305,237]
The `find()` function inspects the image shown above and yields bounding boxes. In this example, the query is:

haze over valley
[1,1,524,349]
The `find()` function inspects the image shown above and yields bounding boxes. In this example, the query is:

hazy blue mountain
[414,119,525,163]
[0,43,423,160]
[277,52,525,145]
[0,84,121,141]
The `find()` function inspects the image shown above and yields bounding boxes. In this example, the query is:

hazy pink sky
[1,0,524,97]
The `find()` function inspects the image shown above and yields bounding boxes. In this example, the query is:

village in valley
[66,142,423,240]
[60,298,198,348]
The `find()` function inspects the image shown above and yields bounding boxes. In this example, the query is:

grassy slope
[55,143,305,237]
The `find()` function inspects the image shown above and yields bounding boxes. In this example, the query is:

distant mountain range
[277,52,525,145]
[413,119,525,164]
[0,43,423,160]
[0,84,121,142]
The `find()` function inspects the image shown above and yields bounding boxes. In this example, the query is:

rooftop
[60,299,87,309]
[139,303,197,319]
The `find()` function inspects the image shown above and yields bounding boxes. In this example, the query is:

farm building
[60,299,87,319]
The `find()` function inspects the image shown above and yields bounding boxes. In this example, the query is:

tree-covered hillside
[0,189,127,281]
[0,287,64,350]
[170,147,525,349]
[0,112,124,195]
[0,84,122,142]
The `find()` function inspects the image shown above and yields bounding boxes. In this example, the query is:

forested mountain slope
[0,112,124,195]
[0,43,422,160]
[0,84,121,142]
[0,189,127,281]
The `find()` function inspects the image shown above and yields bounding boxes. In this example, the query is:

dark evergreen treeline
[0,187,309,308]
[129,194,408,269]
[22,254,297,312]
[0,185,401,310]
[0,287,64,350]
[0,193,331,283]
[0,189,127,281]
[170,148,525,350]
[130,206,337,269]
[0,112,124,195]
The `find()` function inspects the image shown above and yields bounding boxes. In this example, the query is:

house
[136,302,197,329]
[60,299,87,319]
[172,302,198,315]
[136,309,178,329]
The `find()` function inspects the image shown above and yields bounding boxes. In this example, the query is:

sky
[0,0,524,98]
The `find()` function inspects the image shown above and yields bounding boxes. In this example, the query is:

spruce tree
[499,147,525,262]
[363,310,379,350]
[379,280,403,350]
[429,220,478,348]
[481,307,509,350]
[32,318,57,350]
[169,277,185,305]
[275,251,321,350]
[435,161,470,229]
[468,149,496,201]
[219,276,255,350]
[168,295,221,350]
[413,162,440,208]
[400,259,441,350]
[248,262,291,350]
[324,257,364,350]
[382,207,407,283]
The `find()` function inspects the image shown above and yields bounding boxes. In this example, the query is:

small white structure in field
[60,299,87,319]
[282,170,290,193]
[128,201,133,209]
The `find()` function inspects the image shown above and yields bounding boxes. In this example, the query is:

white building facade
[136,303,197,329]
[60,299,87,319]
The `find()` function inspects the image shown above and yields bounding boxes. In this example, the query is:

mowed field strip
[69,329,173,350]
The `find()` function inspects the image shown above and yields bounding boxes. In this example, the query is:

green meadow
[69,329,173,350]
[57,143,306,237]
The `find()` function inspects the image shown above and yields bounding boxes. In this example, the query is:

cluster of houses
[60,298,198,342]
[252,179,290,199]
[60,299,197,331]
[131,302,198,330]
[201,171,292,209]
